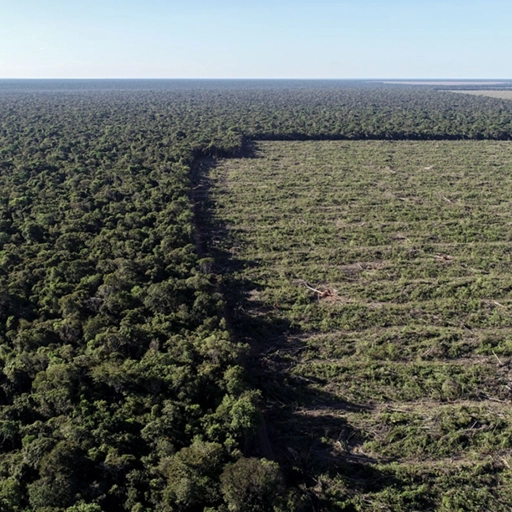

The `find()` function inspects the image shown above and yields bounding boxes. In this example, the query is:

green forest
[1,80,512,511]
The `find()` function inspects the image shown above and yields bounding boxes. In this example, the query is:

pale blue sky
[0,0,510,79]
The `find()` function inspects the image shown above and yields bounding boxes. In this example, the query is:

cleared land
[449,90,512,100]
[381,81,508,86]
[210,140,512,510]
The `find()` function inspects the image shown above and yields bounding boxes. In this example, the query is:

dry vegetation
[209,140,512,510]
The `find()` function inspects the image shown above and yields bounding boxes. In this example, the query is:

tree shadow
[190,146,404,509]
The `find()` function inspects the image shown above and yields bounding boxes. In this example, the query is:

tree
[220,458,284,512]
[162,441,225,510]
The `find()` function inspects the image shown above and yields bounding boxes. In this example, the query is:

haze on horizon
[1,0,509,80]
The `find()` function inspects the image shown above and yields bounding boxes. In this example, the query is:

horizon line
[1,77,512,81]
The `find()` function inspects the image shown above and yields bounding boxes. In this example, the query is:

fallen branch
[493,350,504,366]
[298,280,337,299]
[300,280,325,295]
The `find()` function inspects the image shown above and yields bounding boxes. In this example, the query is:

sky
[0,0,510,79]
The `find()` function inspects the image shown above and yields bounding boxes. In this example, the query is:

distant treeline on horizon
[1,78,512,93]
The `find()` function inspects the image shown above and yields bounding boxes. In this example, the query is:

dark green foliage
[162,441,225,509]
[0,83,262,511]
[220,457,284,512]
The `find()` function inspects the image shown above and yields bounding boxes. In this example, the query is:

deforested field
[209,140,512,510]
[450,90,512,100]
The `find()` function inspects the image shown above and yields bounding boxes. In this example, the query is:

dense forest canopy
[1,79,512,511]
[3,80,512,148]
